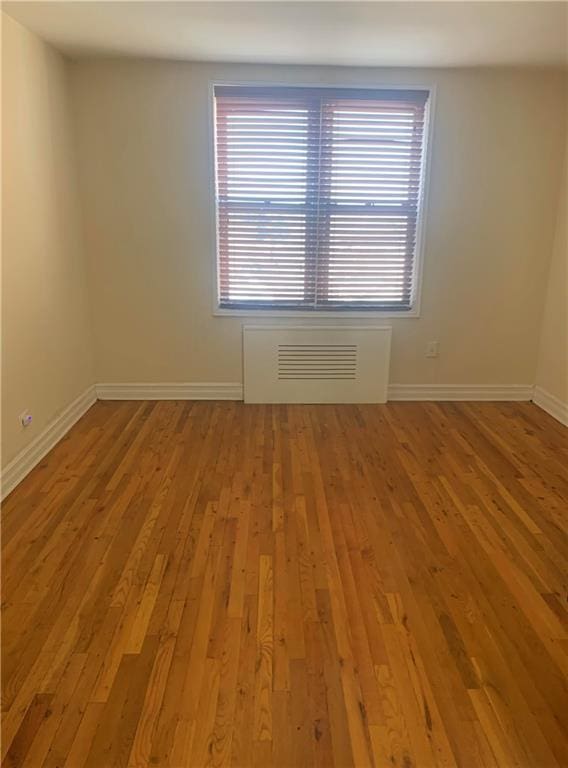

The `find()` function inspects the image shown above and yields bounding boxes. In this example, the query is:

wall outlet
[426,341,439,358]
[19,411,32,428]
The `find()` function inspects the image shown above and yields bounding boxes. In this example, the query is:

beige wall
[2,15,94,466]
[71,60,566,388]
[536,135,568,404]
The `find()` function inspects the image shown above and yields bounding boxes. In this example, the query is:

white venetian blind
[214,85,429,311]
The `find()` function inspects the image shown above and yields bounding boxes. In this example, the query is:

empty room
[2,1,567,766]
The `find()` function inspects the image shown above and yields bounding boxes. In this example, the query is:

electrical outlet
[426,341,439,358]
[19,411,32,428]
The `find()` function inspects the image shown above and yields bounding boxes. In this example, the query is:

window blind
[214,85,429,311]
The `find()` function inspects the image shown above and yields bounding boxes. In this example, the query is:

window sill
[213,307,421,319]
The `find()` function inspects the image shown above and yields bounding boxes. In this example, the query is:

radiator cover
[243,325,392,403]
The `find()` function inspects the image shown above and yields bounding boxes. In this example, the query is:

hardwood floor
[2,400,567,767]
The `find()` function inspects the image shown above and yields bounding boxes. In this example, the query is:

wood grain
[2,400,567,767]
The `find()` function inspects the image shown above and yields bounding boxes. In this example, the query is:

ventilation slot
[278,344,357,380]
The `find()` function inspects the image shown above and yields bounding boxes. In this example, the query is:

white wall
[536,135,568,409]
[2,15,94,466]
[70,60,566,389]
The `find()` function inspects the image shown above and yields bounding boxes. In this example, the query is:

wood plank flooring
[2,400,568,767]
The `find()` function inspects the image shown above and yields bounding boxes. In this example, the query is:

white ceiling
[4,1,568,68]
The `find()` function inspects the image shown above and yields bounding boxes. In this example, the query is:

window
[213,85,430,312]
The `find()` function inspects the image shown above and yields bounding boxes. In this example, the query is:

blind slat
[215,85,428,310]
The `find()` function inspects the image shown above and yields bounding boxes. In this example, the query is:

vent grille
[278,344,357,380]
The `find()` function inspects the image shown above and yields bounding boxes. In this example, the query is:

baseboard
[532,386,568,426]
[97,382,536,403]
[1,385,97,500]
[387,384,534,402]
[96,382,244,400]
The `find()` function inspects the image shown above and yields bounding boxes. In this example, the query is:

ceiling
[4,1,568,68]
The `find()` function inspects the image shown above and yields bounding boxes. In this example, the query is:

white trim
[213,307,420,319]
[98,381,535,403]
[532,386,568,426]
[244,324,391,332]
[96,382,244,401]
[1,385,97,500]
[387,384,534,402]
[208,79,436,320]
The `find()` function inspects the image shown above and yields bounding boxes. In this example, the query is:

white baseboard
[97,382,536,404]
[387,384,534,402]
[532,386,568,426]
[96,382,244,400]
[1,385,97,500]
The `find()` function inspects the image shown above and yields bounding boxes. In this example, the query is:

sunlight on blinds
[215,85,429,310]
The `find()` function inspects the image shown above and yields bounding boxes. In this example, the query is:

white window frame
[208,80,436,319]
